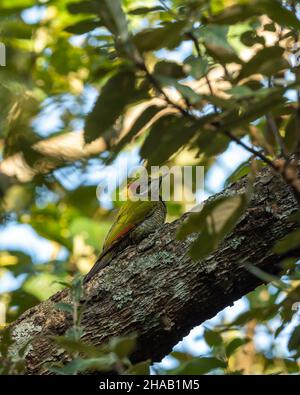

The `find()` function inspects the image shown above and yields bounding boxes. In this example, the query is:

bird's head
[126,174,164,201]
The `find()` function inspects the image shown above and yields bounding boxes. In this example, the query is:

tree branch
[8,165,299,374]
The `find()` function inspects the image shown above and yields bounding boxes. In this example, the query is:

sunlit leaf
[171,357,227,375]
[177,194,248,260]
[64,19,101,35]
[109,335,136,358]
[84,70,136,143]
[67,1,99,15]
[112,104,164,156]
[273,229,300,254]
[55,302,73,314]
[288,325,300,353]
[262,0,300,30]
[53,336,105,357]
[132,21,187,52]
[154,60,185,79]
[203,328,223,347]
[7,290,40,321]
[98,0,129,43]
[226,338,250,358]
[49,355,116,374]
[140,114,200,166]
[201,25,241,63]
[126,360,151,375]
[284,113,300,154]
[237,46,286,80]
[128,6,164,15]
[184,55,209,80]
[23,274,65,301]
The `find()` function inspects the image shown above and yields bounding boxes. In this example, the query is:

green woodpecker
[84,175,166,282]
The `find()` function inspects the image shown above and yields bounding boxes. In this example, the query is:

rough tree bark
[8,166,299,374]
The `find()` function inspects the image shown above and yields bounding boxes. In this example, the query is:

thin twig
[128,8,300,206]
[222,129,278,171]
[290,0,300,161]
[137,60,191,117]
[186,32,217,107]
[147,65,300,205]
[157,2,217,108]
[266,77,288,158]
[266,113,287,158]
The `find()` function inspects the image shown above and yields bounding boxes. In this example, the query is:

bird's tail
[83,249,113,283]
[83,237,131,283]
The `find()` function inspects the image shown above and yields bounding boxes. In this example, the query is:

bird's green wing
[102,200,157,251]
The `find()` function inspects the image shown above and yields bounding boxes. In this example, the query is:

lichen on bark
[7,166,300,374]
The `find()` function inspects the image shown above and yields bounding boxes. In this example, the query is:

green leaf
[55,302,73,314]
[7,290,40,321]
[98,0,129,43]
[209,3,261,25]
[67,1,99,15]
[70,217,110,251]
[65,327,84,341]
[226,338,250,358]
[71,273,84,302]
[129,6,165,15]
[201,25,240,64]
[184,55,209,80]
[49,355,116,374]
[174,83,202,105]
[65,185,99,217]
[84,70,136,143]
[109,335,136,358]
[155,75,201,104]
[171,351,193,363]
[288,325,300,353]
[225,161,252,187]
[23,274,65,301]
[0,250,34,276]
[177,194,248,260]
[283,358,300,373]
[219,88,286,131]
[64,19,101,35]
[263,22,276,32]
[209,0,300,31]
[203,329,223,347]
[140,114,199,166]
[240,30,265,47]
[284,114,300,153]
[126,360,151,375]
[262,0,300,31]
[154,60,185,79]
[28,205,72,250]
[226,85,254,99]
[237,46,286,80]
[0,5,30,18]
[230,305,278,326]
[3,184,32,212]
[244,264,288,290]
[132,21,186,52]
[273,229,300,254]
[113,104,164,155]
[171,357,227,375]
[195,129,229,157]
[53,336,105,357]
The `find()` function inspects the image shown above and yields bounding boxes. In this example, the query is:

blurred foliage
[0,0,300,375]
